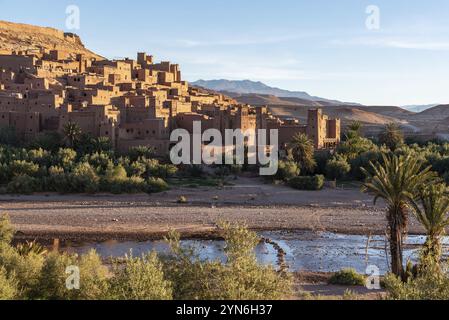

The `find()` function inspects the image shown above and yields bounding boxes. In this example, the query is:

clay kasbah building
[0,47,341,159]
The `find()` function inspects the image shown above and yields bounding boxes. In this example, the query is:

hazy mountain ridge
[191,79,356,105]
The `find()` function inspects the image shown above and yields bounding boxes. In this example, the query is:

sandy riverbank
[0,178,425,242]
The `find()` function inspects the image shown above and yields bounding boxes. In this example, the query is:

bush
[32,251,108,300]
[177,196,187,204]
[326,157,351,181]
[147,177,169,193]
[56,148,77,170]
[0,215,14,244]
[109,252,173,300]
[289,175,325,191]
[45,166,71,192]
[33,252,76,300]
[7,175,41,194]
[127,146,154,161]
[73,250,110,300]
[384,260,449,300]
[329,269,366,286]
[0,266,17,300]
[0,243,44,298]
[275,160,300,181]
[9,160,39,177]
[27,132,62,152]
[69,162,100,193]
[164,223,293,300]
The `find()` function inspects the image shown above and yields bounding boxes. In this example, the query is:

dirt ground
[0,177,425,242]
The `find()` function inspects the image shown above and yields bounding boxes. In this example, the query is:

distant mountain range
[191,79,358,106]
[401,104,439,113]
[191,79,449,136]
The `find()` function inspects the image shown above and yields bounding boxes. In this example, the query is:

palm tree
[362,153,436,279]
[347,121,363,138]
[287,133,316,173]
[63,122,82,148]
[413,184,449,265]
[378,123,404,151]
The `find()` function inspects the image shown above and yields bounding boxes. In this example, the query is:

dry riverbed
[0,177,425,242]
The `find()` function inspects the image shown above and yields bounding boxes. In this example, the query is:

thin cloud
[175,34,307,48]
[332,37,449,51]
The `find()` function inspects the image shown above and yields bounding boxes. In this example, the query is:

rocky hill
[0,20,102,60]
[409,104,449,120]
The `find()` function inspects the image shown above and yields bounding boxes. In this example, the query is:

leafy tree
[287,133,316,173]
[362,153,436,279]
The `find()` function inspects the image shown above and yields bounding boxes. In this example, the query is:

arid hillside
[0,20,102,60]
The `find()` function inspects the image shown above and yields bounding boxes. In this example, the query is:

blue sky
[1,0,449,105]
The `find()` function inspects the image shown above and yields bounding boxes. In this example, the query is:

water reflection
[58,231,449,274]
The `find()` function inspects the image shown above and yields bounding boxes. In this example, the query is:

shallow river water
[60,230,449,275]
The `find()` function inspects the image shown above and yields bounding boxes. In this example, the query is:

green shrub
[384,260,449,300]
[73,250,110,300]
[109,252,173,300]
[147,177,169,193]
[177,196,187,204]
[127,146,154,161]
[27,132,62,152]
[326,157,351,181]
[329,268,366,286]
[7,175,41,194]
[69,162,100,193]
[9,160,39,177]
[45,166,71,192]
[164,223,293,300]
[0,266,18,300]
[106,176,147,194]
[0,215,14,244]
[289,175,325,191]
[0,243,44,298]
[275,160,300,181]
[32,252,76,300]
[56,148,77,169]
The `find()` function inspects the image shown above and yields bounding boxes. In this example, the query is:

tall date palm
[362,153,435,279]
[413,184,449,265]
[287,133,316,173]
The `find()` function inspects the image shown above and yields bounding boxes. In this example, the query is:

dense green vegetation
[0,130,179,194]
[353,124,449,299]
[0,216,292,300]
